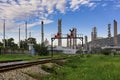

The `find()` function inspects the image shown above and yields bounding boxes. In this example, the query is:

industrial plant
[86,20,120,54]
[0,18,120,54]
[50,19,83,54]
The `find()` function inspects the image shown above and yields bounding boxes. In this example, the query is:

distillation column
[41,21,44,44]
[108,24,111,46]
[58,19,62,47]
[114,20,118,46]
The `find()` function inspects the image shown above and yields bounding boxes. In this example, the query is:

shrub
[101,49,111,55]
[76,49,83,54]
[86,54,92,58]
[54,61,65,66]
[41,65,57,74]
[0,46,3,54]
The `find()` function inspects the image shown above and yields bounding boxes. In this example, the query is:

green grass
[0,53,68,61]
[0,54,47,61]
[40,54,120,80]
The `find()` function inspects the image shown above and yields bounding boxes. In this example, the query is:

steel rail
[0,57,67,73]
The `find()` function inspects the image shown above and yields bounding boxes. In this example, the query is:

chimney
[93,27,97,40]
[85,36,88,44]
[108,24,111,46]
[85,35,88,50]
[114,20,118,46]
[73,28,77,49]
[91,32,93,42]
[58,19,62,47]
[41,21,44,44]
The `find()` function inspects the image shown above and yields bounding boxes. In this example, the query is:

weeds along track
[0,57,52,63]
[0,57,67,73]
[0,60,23,63]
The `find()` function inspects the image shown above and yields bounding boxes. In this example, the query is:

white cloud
[0,0,96,31]
[116,4,120,8]
[102,3,107,7]
[56,0,66,13]
[0,0,99,43]
[70,0,95,10]
[28,19,54,28]
[0,0,67,35]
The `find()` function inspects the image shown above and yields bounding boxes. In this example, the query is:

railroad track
[0,57,67,73]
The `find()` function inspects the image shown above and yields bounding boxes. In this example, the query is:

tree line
[0,37,49,56]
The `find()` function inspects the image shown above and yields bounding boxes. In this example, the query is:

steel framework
[51,34,83,57]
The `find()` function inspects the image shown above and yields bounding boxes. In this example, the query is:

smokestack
[93,27,97,40]
[58,19,62,47]
[114,20,118,46]
[108,24,111,46]
[19,26,20,48]
[74,28,77,48]
[85,35,88,50]
[69,29,74,49]
[73,28,77,49]
[73,28,75,49]
[41,21,44,44]
[91,32,93,42]
[3,19,5,48]
[108,24,111,38]
[85,36,88,44]
[25,21,27,40]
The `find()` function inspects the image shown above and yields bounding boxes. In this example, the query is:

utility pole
[25,21,27,40]
[19,26,20,48]
[29,31,31,38]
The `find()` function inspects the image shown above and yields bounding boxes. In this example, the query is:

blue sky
[0,0,120,46]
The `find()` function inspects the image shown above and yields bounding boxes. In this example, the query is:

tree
[34,43,49,56]
[7,38,14,47]
[20,40,28,50]
[20,37,37,50]
[2,38,18,49]
[0,42,3,46]
[8,38,18,49]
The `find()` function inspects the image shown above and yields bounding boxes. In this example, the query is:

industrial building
[87,20,120,53]
[50,19,83,54]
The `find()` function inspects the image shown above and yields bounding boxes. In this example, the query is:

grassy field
[39,54,120,80]
[0,53,68,61]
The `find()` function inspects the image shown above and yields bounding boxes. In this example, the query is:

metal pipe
[19,26,20,48]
